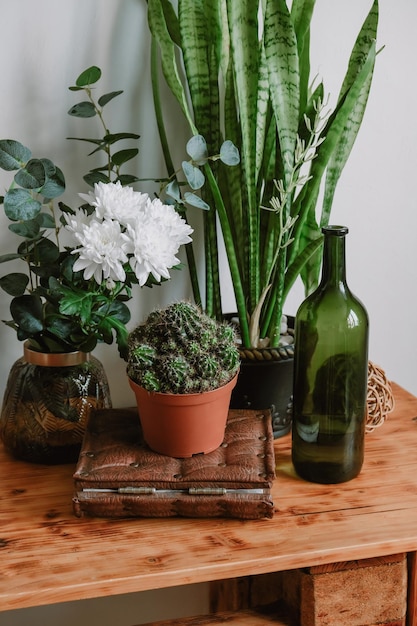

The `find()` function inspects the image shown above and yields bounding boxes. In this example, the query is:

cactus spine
[127,302,240,393]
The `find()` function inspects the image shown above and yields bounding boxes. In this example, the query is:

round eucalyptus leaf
[4,189,41,221]
[184,192,210,210]
[34,238,60,263]
[14,159,46,189]
[166,179,181,202]
[0,140,31,171]
[75,66,102,87]
[39,165,65,199]
[36,212,56,228]
[9,220,40,238]
[186,135,208,165]
[182,161,205,190]
[68,102,97,118]
[220,140,240,166]
[0,273,29,296]
[10,294,44,334]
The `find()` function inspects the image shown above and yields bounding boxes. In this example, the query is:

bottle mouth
[322,225,349,236]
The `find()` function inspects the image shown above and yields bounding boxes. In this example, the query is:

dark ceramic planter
[228,316,294,438]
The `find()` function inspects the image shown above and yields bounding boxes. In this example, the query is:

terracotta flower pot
[128,373,238,458]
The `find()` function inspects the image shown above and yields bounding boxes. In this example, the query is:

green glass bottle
[292,225,369,484]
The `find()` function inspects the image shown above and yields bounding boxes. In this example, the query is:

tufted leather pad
[73,408,276,519]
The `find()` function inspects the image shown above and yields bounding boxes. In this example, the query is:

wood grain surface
[1,382,416,612]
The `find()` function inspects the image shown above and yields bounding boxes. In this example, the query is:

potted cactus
[127,301,240,457]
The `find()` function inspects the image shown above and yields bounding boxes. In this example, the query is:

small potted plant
[127,301,240,458]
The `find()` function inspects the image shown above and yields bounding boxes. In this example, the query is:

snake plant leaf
[179,0,212,139]
[98,90,123,107]
[226,0,260,309]
[148,0,197,133]
[186,135,208,165]
[184,192,210,210]
[182,161,205,190]
[219,141,240,166]
[264,0,300,188]
[4,189,41,221]
[0,273,29,297]
[0,140,31,171]
[321,0,379,225]
[291,0,316,113]
[290,41,377,258]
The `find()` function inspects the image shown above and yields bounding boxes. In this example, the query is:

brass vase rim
[23,342,90,367]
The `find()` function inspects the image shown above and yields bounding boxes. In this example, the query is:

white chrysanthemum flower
[79,181,149,226]
[69,217,131,285]
[128,200,193,286]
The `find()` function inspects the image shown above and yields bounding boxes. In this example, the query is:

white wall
[0,1,416,624]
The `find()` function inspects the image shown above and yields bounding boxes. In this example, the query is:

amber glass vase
[0,343,112,464]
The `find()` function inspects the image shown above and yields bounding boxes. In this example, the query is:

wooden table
[0,382,416,624]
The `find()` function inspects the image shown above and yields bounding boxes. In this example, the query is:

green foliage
[127,301,240,393]
[0,66,142,356]
[148,0,379,348]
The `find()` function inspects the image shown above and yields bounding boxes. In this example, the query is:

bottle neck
[320,226,348,287]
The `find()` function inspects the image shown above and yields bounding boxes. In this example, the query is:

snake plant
[147,0,379,349]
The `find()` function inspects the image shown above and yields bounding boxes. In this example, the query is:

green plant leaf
[186,135,208,165]
[0,140,31,171]
[9,220,40,238]
[83,171,111,187]
[148,0,197,132]
[68,102,97,118]
[219,140,240,166]
[264,0,300,185]
[34,238,60,264]
[39,165,66,199]
[14,158,46,189]
[111,148,139,166]
[36,212,56,228]
[321,0,378,225]
[184,192,210,210]
[166,179,181,202]
[10,294,44,334]
[98,91,124,107]
[0,252,23,264]
[75,66,102,87]
[0,273,29,296]
[117,174,140,186]
[103,132,141,144]
[182,161,205,190]
[4,189,41,221]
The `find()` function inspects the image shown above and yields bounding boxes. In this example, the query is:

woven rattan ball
[366,361,395,433]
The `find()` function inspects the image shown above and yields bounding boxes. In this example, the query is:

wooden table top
[1,382,416,612]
